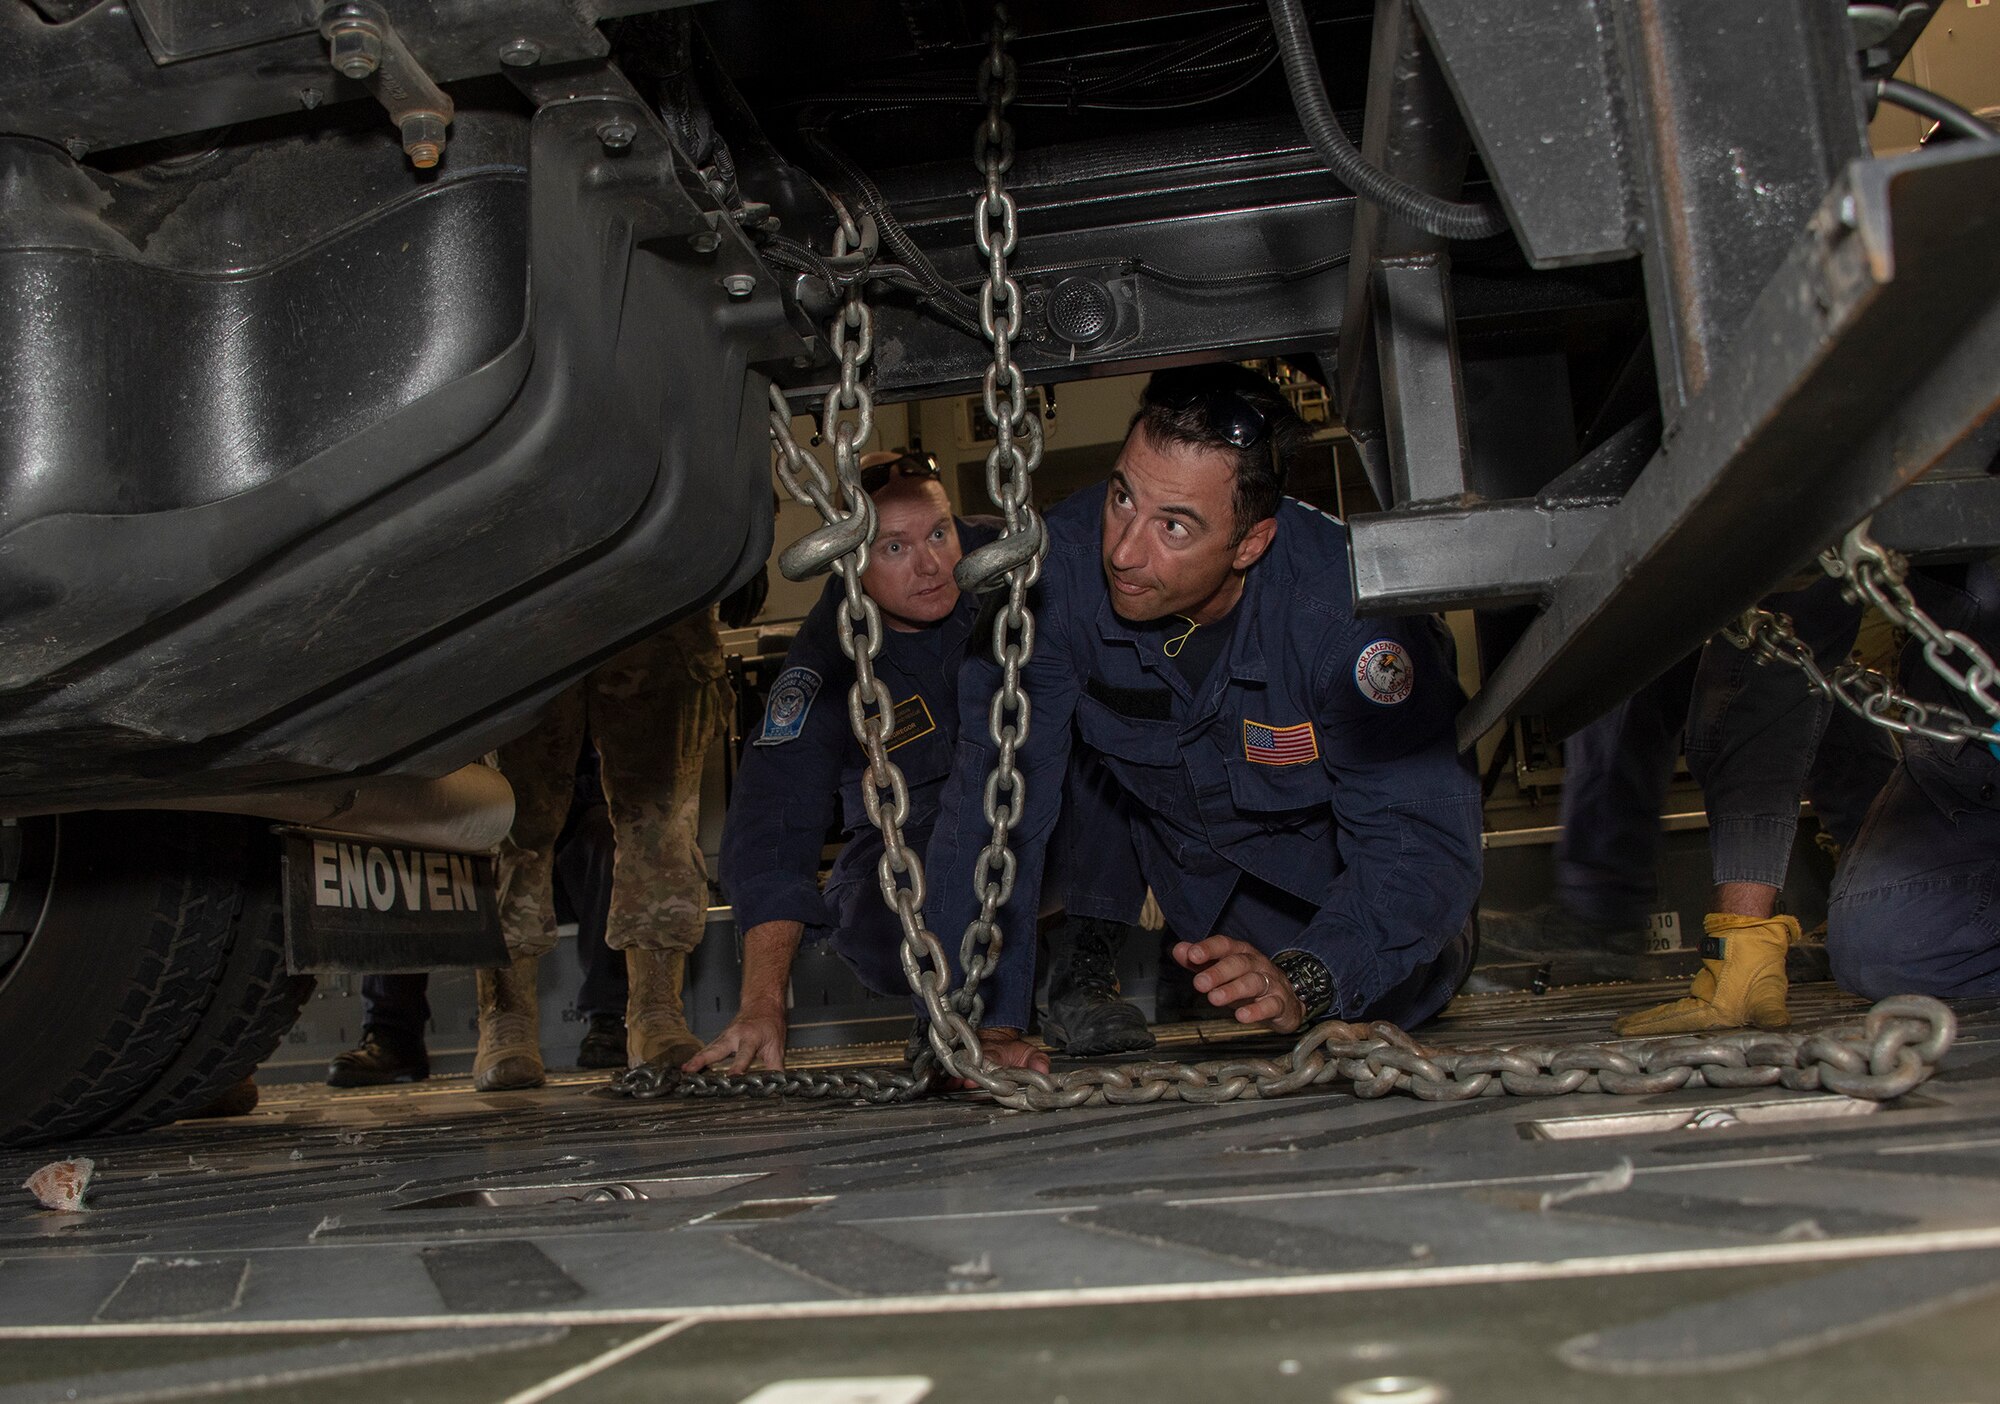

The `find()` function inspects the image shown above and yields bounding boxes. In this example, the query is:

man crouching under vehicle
[689,451,1151,1076]
[924,364,1485,1074]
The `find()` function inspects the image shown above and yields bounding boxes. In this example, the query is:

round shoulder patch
[1354,638,1414,706]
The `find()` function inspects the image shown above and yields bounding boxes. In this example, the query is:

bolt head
[498,37,542,67]
[62,137,88,161]
[722,274,757,300]
[328,22,382,80]
[597,118,638,150]
[688,231,723,254]
[400,111,448,169]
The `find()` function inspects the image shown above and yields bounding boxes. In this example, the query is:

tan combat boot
[1614,913,1797,1037]
[625,948,704,1068]
[473,954,546,1090]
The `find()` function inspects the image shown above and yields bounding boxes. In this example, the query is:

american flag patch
[1243,719,1318,766]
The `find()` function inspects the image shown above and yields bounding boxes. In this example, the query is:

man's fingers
[728,1042,756,1076]
[1206,970,1273,1006]
[682,1042,725,1073]
[1194,952,1256,995]
[1173,935,1248,969]
[1235,994,1302,1032]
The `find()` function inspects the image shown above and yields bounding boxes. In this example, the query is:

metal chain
[604,997,1957,1107]
[601,23,1961,1114]
[1728,521,2000,756]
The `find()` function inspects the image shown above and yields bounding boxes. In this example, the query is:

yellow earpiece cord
[1162,614,1199,658]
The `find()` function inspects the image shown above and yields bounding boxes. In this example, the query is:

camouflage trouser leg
[493,684,586,961]
[587,611,732,955]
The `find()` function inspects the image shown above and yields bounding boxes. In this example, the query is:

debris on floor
[23,1155,94,1211]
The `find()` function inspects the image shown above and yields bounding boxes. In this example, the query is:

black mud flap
[280,830,506,974]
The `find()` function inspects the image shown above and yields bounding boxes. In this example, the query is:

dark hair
[1130,364,1308,543]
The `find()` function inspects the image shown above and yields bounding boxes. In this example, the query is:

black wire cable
[1266,0,1508,241]
[1875,77,2000,143]
[795,124,986,339]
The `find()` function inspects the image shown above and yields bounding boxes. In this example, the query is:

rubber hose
[1267,0,1508,241]
[1875,77,2000,144]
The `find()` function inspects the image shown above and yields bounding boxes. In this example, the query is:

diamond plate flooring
[4,980,2000,1402]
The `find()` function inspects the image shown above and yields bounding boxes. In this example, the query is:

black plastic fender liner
[0,68,800,811]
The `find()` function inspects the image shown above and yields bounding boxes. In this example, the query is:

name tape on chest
[885,694,937,752]
[1244,718,1319,766]
[1354,638,1415,706]
[756,665,823,745]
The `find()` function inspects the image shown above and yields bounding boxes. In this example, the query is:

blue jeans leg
[361,973,430,1042]
[1689,577,1863,889]
[1555,655,1696,927]
[1827,755,2000,999]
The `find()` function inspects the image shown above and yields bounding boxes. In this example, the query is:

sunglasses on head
[859,453,942,496]
[1147,386,1271,452]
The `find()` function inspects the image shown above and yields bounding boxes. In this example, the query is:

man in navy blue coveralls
[691,454,1149,1074]
[925,365,1485,1074]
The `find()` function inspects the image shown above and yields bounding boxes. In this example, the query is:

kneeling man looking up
[694,452,1149,1075]
[925,364,1485,1074]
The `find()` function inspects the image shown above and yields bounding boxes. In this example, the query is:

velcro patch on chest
[884,694,937,752]
[1244,719,1319,766]
[1086,676,1174,721]
[1354,638,1415,706]
[755,665,822,745]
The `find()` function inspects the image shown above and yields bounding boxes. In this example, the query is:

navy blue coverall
[719,521,996,994]
[924,490,1485,1032]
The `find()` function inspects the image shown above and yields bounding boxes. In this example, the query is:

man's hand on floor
[684,1010,788,1075]
[1173,935,1306,1033]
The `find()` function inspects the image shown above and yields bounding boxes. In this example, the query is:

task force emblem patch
[756,666,822,745]
[1354,638,1414,706]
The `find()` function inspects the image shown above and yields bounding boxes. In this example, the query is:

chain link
[1728,521,2000,757]
[601,20,1963,1115]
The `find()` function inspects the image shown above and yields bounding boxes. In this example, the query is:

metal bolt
[688,231,723,255]
[327,20,383,81]
[400,111,447,169]
[498,37,541,67]
[299,87,324,110]
[597,118,638,150]
[721,274,756,300]
[62,137,89,161]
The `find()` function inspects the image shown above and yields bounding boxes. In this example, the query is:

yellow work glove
[1613,913,1798,1036]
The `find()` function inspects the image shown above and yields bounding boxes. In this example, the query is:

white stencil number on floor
[737,1381,932,1404]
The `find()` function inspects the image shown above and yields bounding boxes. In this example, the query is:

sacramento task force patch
[1354,638,1414,706]
[756,666,822,745]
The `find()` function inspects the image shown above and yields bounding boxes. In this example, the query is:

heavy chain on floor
[603,10,1961,1114]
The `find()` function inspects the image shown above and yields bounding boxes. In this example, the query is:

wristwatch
[1271,949,1336,1024]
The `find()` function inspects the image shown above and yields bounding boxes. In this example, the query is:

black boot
[576,1012,628,1070]
[1040,917,1155,1055]
[326,1027,430,1087]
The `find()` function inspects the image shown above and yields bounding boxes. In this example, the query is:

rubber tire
[0,811,247,1148]
[104,828,315,1134]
